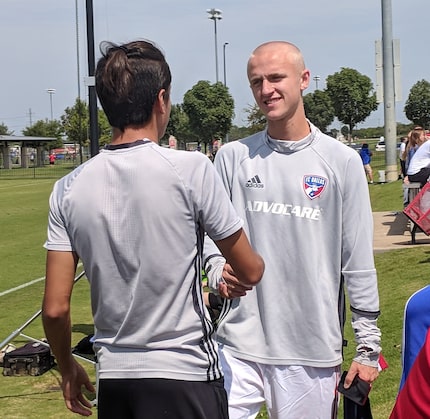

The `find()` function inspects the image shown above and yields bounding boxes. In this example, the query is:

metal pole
[49,94,53,121]
[207,9,222,84]
[0,271,86,349]
[223,42,228,86]
[214,18,219,83]
[381,0,397,182]
[46,89,55,121]
[75,0,83,164]
[86,0,99,157]
[313,75,320,90]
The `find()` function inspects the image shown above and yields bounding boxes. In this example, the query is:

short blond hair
[248,41,306,72]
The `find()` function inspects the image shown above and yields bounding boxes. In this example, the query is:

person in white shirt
[42,39,264,419]
[406,127,430,187]
[204,41,381,419]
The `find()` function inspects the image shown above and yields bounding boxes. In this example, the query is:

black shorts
[97,377,228,419]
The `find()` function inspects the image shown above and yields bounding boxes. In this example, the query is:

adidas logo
[245,175,264,188]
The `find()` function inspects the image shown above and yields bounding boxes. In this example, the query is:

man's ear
[156,89,167,114]
[300,69,311,91]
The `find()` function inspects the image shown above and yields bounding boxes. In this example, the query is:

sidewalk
[373,211,430,252]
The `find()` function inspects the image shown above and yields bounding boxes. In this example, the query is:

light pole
[313,75,321,90]
[206,8,222,83]
[46,88,56,121]
[223,42,229,86]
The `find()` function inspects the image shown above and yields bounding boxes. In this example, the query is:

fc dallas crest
[303,175,327,199]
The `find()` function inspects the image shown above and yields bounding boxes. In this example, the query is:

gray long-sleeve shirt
[206,123,381,368]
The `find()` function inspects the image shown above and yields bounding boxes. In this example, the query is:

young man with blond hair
[205,41,381,418]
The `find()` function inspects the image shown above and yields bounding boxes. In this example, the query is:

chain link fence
[0,152,84,179]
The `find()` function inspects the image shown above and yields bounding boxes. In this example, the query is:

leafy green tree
[303,90,335,133]
[229,125,251,142]
[22,119,64,149]
[61,98,88,149]
[163,104,198,148]
[404,79,430,129]
[61,98,112,152]
[182,81,234,151]
[326,67,378,137]
[0,122,13,135]
[353,126,385,139]
[244,103,266,134]
[97,109,112,147]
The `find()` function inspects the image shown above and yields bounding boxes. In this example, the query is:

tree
[182,81,234,151]
[0,122,13,135]
[60,98,112,162]
[97,109,112,147]
[244,103,266,134]
[61,98,88,150]
[229,125,251,142]
[163,104,197,148]
[326,68,378,138]
[22,119,64,149]
[303,90,335,133]
[404,79,430,129]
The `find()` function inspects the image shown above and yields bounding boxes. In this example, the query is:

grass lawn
[0,168,428,418]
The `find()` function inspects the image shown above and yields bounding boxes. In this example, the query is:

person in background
[359,143,374,184]
[204,40,381,419]
[399,136,408,179]
[42,39,264,419]
[402,129,425,205]
[399,285,430,391]
[405,127,430,187]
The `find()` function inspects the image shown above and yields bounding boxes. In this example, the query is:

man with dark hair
[42,39,264,418]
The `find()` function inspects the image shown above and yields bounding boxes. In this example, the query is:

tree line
[1,70,430,151]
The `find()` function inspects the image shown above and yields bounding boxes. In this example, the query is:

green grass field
[0,171,428,418]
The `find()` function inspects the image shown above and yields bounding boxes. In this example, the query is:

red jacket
[390,327,430,418]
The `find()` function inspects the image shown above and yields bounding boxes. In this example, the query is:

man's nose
[261,79,274,95]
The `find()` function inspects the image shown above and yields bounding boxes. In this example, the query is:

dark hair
[362,143,369,148]
[95,40,171,131]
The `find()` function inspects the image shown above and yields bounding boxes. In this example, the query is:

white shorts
[220,346,340,419]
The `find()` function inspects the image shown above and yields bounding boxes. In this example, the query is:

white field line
[0,179,54,190]
[0,263,83,297]
[0,276,45,297]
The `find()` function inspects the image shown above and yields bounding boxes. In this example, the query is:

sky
[0,0,429,135]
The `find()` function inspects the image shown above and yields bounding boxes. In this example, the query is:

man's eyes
[250,76,285,87]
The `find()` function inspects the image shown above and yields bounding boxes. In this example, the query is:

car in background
[375,140,402,152]
[347,143,362,152]
[375,140,385,151]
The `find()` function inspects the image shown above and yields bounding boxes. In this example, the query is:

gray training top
[205,123,381,368]
[44,140,243,381]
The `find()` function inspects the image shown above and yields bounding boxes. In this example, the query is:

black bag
[2,341,56,376]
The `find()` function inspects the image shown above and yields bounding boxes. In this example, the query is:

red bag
[403,182,430,235]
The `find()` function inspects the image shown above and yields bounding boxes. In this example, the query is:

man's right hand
[61,359,95,416]
[218,263,254,299]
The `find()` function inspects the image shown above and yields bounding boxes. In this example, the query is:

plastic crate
[403,182,430,235]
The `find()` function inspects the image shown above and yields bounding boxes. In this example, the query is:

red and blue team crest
[303,175,327,199]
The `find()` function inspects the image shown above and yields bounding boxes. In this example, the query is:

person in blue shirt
[399,285,430,390]
[360,143,374,184]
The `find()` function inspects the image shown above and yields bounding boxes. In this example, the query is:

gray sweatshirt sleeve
[341,148,381,366]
